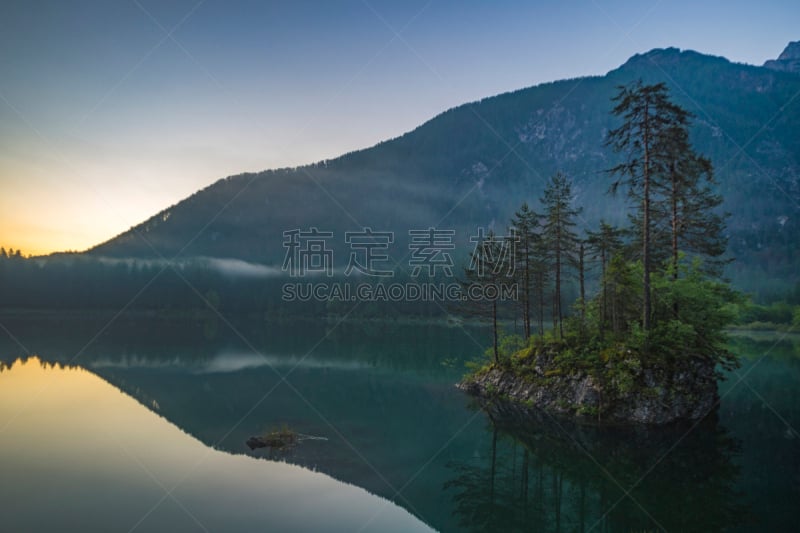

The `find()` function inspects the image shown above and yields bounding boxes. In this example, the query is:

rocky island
[458,347,719,425]
[456,80,739,425]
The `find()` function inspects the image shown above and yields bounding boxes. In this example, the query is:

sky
[1,0,798,255]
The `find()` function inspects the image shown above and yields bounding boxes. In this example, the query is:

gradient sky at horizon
[1,0,798,255]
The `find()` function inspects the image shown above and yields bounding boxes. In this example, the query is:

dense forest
[2,238,797,326]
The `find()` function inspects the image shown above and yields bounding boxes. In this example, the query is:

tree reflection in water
[445,401,749,532]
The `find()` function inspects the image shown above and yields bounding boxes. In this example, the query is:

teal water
[0,315,798,532]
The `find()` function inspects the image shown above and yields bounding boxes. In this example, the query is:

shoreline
[458,355,720,425]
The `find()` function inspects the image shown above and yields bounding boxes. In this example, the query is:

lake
[0,313,798,532]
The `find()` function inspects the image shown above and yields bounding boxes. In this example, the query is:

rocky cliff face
[458,354,719,425]
[764,41,800,74]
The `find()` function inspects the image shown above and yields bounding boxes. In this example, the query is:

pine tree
[657,125,729,279]
[508,202,541,339]
[586,221,624,336]
[532,239,549,337]
[461,229,515,363]
[606,80,690,332]
[540,172,582,338]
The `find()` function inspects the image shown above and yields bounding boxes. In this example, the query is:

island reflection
[0,357,432,533]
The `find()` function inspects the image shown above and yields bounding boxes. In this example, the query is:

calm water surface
[0,314,798,532]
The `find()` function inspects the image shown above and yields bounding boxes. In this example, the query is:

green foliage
[464,359,488,375]
[508,202,545,339]
[737,300,796,326]
[608,362,638,395]
[649,262,741,367]
[726,300,800,332]
[601,255,642,338]
[540,172,583,337]
[467,332,529,372]
[498,334,527,362]
[606,80,693,330]
[460,230,518,363]
[641,319,695,360]
[460,81,748,400]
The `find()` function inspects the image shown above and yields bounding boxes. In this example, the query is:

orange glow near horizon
[0,201,124,256]
[0,161,238,256]
[0,128,334,257]
[0,219,100,256]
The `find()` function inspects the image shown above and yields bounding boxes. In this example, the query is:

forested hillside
[82,46,799,298]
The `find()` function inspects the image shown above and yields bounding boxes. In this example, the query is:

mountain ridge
[764,41,800,74]
[84,44,800,295]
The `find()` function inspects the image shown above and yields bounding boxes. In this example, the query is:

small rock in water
[246,427,299,450]
[246,436,267,450]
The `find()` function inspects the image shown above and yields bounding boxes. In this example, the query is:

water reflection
[0,314,486,378]
[0,357,433,533]
[1,316,798,532]
[446,402,748,532]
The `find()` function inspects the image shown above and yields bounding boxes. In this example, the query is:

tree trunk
[579,242,585,324]
[671,162,680,318]
[538,271,545,336]
[523,237,531,339]
[552,292,558,337]
[600,248,607,339]
[555,219,563,338]
[611,277,619,335]
[492,300,499,364]
[671,162,679,281]
[642,101,652,335]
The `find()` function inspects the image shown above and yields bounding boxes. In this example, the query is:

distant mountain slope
[764,41,800,74]
[88,45,800,292]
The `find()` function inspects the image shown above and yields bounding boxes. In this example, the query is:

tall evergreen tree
[509,202,541,339]
[586,221,624,336]
[541,172,582,338]
[461,229,515,363]
[658,124,729,279]
[606,80,690,332]
[532,238,549,337]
